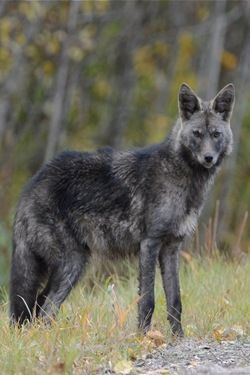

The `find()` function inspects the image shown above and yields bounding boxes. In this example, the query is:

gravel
[133,338,250,375]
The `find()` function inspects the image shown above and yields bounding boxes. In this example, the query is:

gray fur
[9,83,235,335]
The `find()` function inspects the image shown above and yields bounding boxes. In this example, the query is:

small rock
[200,345,211,350]
[135,360,145,368]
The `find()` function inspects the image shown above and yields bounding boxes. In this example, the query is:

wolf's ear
[212,83,235,121]
[178,83,201,121]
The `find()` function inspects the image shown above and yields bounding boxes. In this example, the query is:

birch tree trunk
[98,0,140,148]
[0,0,7,17]
[198,0,228,245]
[0,17,42,143]
[217,30,250,241]
[44,0,80,162]
[199,0,227,98]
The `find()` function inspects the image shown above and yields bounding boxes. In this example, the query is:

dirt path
[133,338,250,375]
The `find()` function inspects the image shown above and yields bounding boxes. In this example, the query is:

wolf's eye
[193,130,202,138]
[213,131,221,138]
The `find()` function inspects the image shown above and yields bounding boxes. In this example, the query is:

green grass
[0,256,249,374]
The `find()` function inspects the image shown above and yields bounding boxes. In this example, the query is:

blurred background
[0,0,249,287]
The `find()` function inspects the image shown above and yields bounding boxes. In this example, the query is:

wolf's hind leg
[37,248,89,321]
[9,248,45,325]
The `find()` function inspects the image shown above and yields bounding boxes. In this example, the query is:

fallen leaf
[213,325,244,342]
[146,330,166,347]
[159,369,170,375]
[221,325,244,340]
[52,362,65,373]
[141,336,154,350]
[114,359,133,374]
[213,328,223,342]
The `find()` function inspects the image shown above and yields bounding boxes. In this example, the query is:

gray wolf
[9,83,235,335]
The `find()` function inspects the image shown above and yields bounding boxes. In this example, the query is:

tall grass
[0,255,249,374]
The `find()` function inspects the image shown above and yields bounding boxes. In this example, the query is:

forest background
[0,0,250,288]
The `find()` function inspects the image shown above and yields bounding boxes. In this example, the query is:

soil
[132,338,250,375]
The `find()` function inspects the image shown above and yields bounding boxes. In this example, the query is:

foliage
[0,256,249,373]
[0,0,250,286]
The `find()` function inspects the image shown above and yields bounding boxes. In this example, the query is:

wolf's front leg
[138,238,161,333]
[159,243,184,337]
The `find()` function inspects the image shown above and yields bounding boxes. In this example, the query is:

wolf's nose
[204,155,213,163]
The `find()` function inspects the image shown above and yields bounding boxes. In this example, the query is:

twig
[232,211,248,258]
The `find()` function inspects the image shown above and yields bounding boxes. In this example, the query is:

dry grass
[0,255,249,374]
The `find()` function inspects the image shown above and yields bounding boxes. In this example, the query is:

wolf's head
[176,83,235,169]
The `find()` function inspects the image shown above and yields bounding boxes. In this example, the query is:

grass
[0,255,249,374]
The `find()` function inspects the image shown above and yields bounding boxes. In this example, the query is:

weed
[0,256,249,374]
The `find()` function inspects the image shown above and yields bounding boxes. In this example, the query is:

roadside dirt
[133,338,250,375]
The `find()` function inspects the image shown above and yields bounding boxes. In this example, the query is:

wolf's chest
[177,210,198,237]
[151,184,202,239]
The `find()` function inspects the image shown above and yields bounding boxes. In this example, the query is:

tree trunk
[98,0,140,149]
[0,0,7,17]
[200,0,227,99]
[217,31,250,241]
[198,0,228,246]
[44,0,80,162]
[0,17,42,144]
